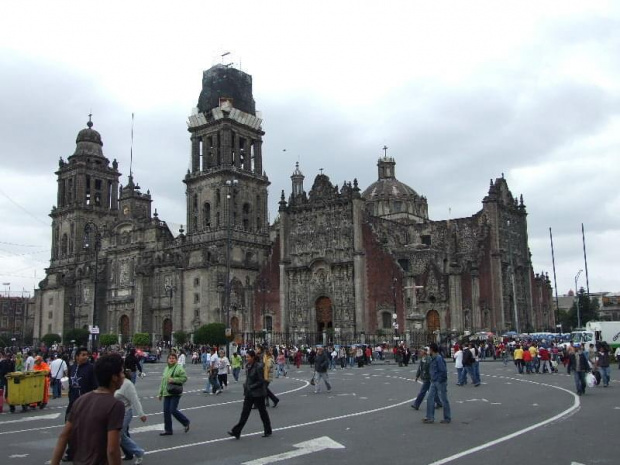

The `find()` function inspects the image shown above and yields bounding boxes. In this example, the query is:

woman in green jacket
[157,353,190,435]
[15,353,24,371]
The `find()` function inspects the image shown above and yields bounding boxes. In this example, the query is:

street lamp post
[84,221,101,353]
[506,220,520,333]
[225,179,238,357]
[575,269,583,328]
[392,276,399,341]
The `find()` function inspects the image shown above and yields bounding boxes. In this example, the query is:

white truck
[570,321,620,350]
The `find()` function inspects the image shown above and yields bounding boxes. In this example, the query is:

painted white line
[129,423,166,433]
[145,397,414,455]
[427,377,579,465]
[242,436,345,465]
[0,413,60,425]
[8,454,29,458]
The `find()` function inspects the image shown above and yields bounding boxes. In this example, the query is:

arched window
[242,203,251,230]
[61,234,68,257]
[203,202,211,229]
[215,189,221,207]
[382,312,392,329]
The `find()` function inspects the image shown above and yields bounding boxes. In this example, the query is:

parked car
[143,351,159,363]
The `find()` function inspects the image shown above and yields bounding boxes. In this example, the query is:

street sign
[90,326,100,334]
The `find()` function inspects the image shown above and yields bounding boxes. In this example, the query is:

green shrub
[99,333,119,346]
[132,332,151,347]
[173,330,189,345]
[193,323,227,346]
[63,328,90,346]
[41,333,62,346]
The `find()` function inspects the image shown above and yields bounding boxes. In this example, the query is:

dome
[71,118,105,158]
[362,177,419,200]
[362,156,428,222]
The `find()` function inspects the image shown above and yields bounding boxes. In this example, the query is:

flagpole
[549,228,560,331]
[582,223,590,296]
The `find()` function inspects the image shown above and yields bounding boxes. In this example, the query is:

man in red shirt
[539,346,551,374]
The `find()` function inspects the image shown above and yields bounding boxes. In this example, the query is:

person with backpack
[462,344,476,385]
[411,347,442,410]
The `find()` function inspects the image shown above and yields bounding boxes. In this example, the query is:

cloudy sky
[1,1,619,300]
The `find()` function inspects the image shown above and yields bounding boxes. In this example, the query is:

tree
[132,332,151,348]
[173,330,189,346]
[0,335,10,347]
[99,334,119,347]
[567,288,600,330]
[193,323,227,346]
[63,328,90,346]
[41,333,62,347]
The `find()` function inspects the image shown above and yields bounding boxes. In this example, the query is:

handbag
[585,372,596,388]
[310,371,316,386]
[167,366,184,396]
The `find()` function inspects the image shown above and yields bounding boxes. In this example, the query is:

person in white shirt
[177,351,186,367]
[208,347,222,394]
[24,351,35,371]
[454,348,465,386]
[49,354,68,399]
[217,350,231,389]
[115,372,147,463]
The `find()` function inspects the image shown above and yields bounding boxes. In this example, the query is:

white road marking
[242,436,345,465]
[0,413,60,425]
[428,377,579,465]
[131,423,165,433]
[8,454,29,458]
[145,397,414,455]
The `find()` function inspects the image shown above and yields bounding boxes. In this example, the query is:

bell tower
[184,64,270,241]
[51,116,120,265]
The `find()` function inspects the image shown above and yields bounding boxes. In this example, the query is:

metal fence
[238,330,439,348]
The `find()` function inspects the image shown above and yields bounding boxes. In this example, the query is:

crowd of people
[0,335,618,464]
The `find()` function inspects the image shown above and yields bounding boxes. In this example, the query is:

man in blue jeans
[423,342,452,424]
[411,347,442,410]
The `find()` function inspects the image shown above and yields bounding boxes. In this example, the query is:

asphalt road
[0,358,617,465]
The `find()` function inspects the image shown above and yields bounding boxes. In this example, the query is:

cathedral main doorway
[163,318,172,344]
[119,315,130,344]
[426,309,440,333]
[315,296,333,332]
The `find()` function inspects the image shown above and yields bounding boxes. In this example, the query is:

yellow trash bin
[5,371,47,409]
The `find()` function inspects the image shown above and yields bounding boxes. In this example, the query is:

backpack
[463,349,474,366]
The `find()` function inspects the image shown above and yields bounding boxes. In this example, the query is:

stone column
[254,139,263,174]
[191,135,200,173]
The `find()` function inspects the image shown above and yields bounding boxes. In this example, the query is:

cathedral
[33,64,554,347]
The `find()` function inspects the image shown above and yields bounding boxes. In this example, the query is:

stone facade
[33,64,553,345]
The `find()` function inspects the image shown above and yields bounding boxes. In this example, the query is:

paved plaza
[0,359,617,465]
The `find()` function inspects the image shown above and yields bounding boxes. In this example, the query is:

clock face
[123,206,130,216]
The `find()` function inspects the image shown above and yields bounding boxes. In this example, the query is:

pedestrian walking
[218,349,231,389]
[115,370,147,463]
[422,342,452,424]
[49,354,68,400]
[595,343,611,388]
[50,354,125,465]
[231,351,243,382]
[313,346,332,393]
[261,347,279,407]
[228,349,272,439]
[411,347,442,410]
[62,347,97,462]
[157,352,190,435]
